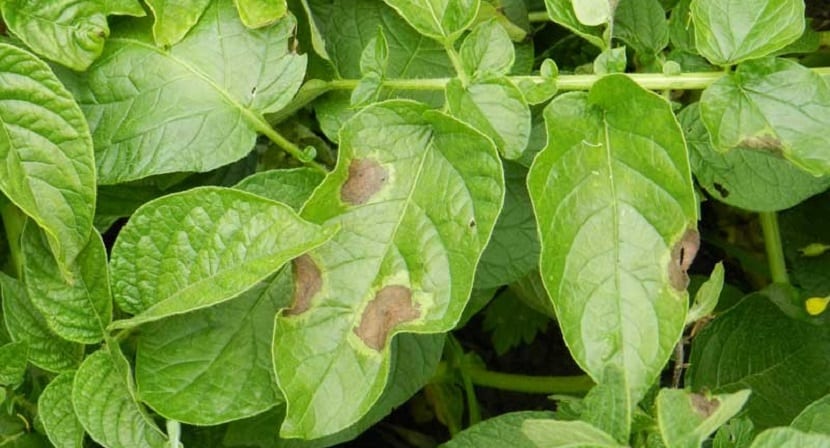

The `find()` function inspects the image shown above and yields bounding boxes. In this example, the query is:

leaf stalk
[759,211,789,285]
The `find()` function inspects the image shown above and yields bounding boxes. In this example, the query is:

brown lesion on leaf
[285,255,321,316]
[690,393,720,418]
[340,159,388,205]
[668,228,700,291]
[738,135,784,156]
[354,285,420,351]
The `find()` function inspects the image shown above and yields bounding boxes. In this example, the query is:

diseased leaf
[22,224,111,344]
[39,372,85,448]
[235,0,287,28]
[446,77,531,160]
[145,0,210,46]
[699,58,830,176]
[73,347,168,448]
[613,0,669,56]
[58,1,307,184]
[0,341,27,386]
[0,274,83,372]
[680,103,830,212]
[657,389,751,448]
[441,411,555,448]
[544,0,606,48]
[0,0,143,70]
[521,419,625,447]
[527,75,697,404]
[460,20,515,80]
[109,187,335,328]
[0,44,96,272]
[688,293,830,429]
[381,0,481,43]
[233,168,325,211]
[136,272,287,425]
[273,100,503,438]
[792,394,830,435]
[690,0,804,65]
[749,428,830,448]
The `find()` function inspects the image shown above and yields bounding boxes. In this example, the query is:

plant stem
[462,364,594,395]
[250,116,327,174]
[528,11,550,23]
[759,212,789,285]
[443,42,469,85]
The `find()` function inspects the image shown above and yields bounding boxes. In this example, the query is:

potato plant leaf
[791,394,830,435]
[521,419,625,447]
[233,168,325,210]
[0,341,27,386]
[528,75,697,404]
[39,372,85,448]
[656,389,751,448]
[145,0,211,47]
[73,346,168,448]
[699,58,830,176]
[544,0,606,48]
[459,20,515,80]
[273,100,503,438]
[235,0,288,28]
[109,187,334,328]
[613,0,669,56]
[58,1,307,184]
[750,428,830,448]
[0,44,96,272]
[381,0,481,43]
[441,411,556,448]
[690,0,804,66]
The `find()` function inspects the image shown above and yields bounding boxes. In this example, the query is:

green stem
[759,212,789,285]
[167,420,182,448]
[528,11,550,23]
[250,116,327,174]
[462,365,594,395]
[443,41,469,85]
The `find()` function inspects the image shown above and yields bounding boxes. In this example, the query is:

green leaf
[58,1,307,184]
[483,291,549,355]
[475,162,539,289]
[668,0,695,53]
[135,272,288,425]
[521,419,625,447]
[0,44,96,272]
[360,27,390,77]
[613,0,669,56]
[441,411,555,448]
[381,0,481,43]
[690,0,804,65]
[581,366,632,443]
[517,59,558,105]
[686,262,724,324]
[39,372,85,448]
[657,389,751,448]
[350,74,384,107]
[145,0,210,47]
[699,58,830,176]
[235,0,287,28]
[594,47,627,74]
[750,428,830,448]
[544,0,606,48]
[0,274,83,372]
[573,0,613,26]
[0,341,27,386]
[446,77,531,160]
[460,20,515,80]
[273,100,503,438]
[101,0,146,16]
[713,416,754,448]
[73,347,168,448]
[527,75,697,403]
[680,103,830,212]
[233,168,325,211]
[21,224,111,344]
[109,187,334,328]
[792,395,830,435]
[688,293,830,429]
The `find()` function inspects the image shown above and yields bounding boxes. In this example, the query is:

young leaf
[544,0,606,48]
[688,294,830,429]
[690,0,805,66]
[0,341,27,386]
[668,0,696,52]
[58,1,307,184]
[360,27,390,78]
[0,44,96,272]
[613,0,670,56]
[594,47,627,74]
[273,100,503,438]
[527,75,697,404]
[573,0,614,26]
[445,77,531,160]
[73,347,168,448]
[680,103,830,212]
[791,394,830,435]
[482,291,549,355]
[233,168,326,210]
[21,225,112,344]
[749,428,830,448]
[0,274,83,372]
[460,20,515,80]
[109,187,335,328]
[699,58,830,176]
[145,0,211,47]
[442,411,556,448]
[0,0,143,70]
[39,372,85,448]
[686,262,724,324]
[235,0,288,28]
[521,419,626,447]
[657,389,751,448]
[381,0,481,43]
[517,59,559,105]
[713,417,754,448]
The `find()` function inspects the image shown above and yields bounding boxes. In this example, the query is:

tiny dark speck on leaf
[285,255,321,316]
[355,285,420,351]
[469,219,476,228]
[690,393,720,417]
[340,158,388,205]
[668,228,700,291]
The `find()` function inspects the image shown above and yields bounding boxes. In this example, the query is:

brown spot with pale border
[285,255,320,316]
[355,285,420,351]
[668,229,700,291]
[340,159,388,205]
[690,393,720,417]
[739,135,783,156]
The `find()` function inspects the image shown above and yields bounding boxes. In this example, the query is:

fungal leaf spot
[340,159,388,205]
[354,285,420,351]
[738,135,783,156]
[668,228,700,291]
[690,393,720,418]
[286,255,321,316]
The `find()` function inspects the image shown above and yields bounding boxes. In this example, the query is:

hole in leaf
[668,228,700,291]
[340,158,388,205]
[354,285,420,351]
[690,393,720,417]
[285,255,321,316]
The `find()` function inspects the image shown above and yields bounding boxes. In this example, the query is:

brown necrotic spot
[354,285,420,351]
[340,159,388,205]
[690,393,720,418]
[739,135,783,155]
[668,228,700,291]
[285,255,321,316]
